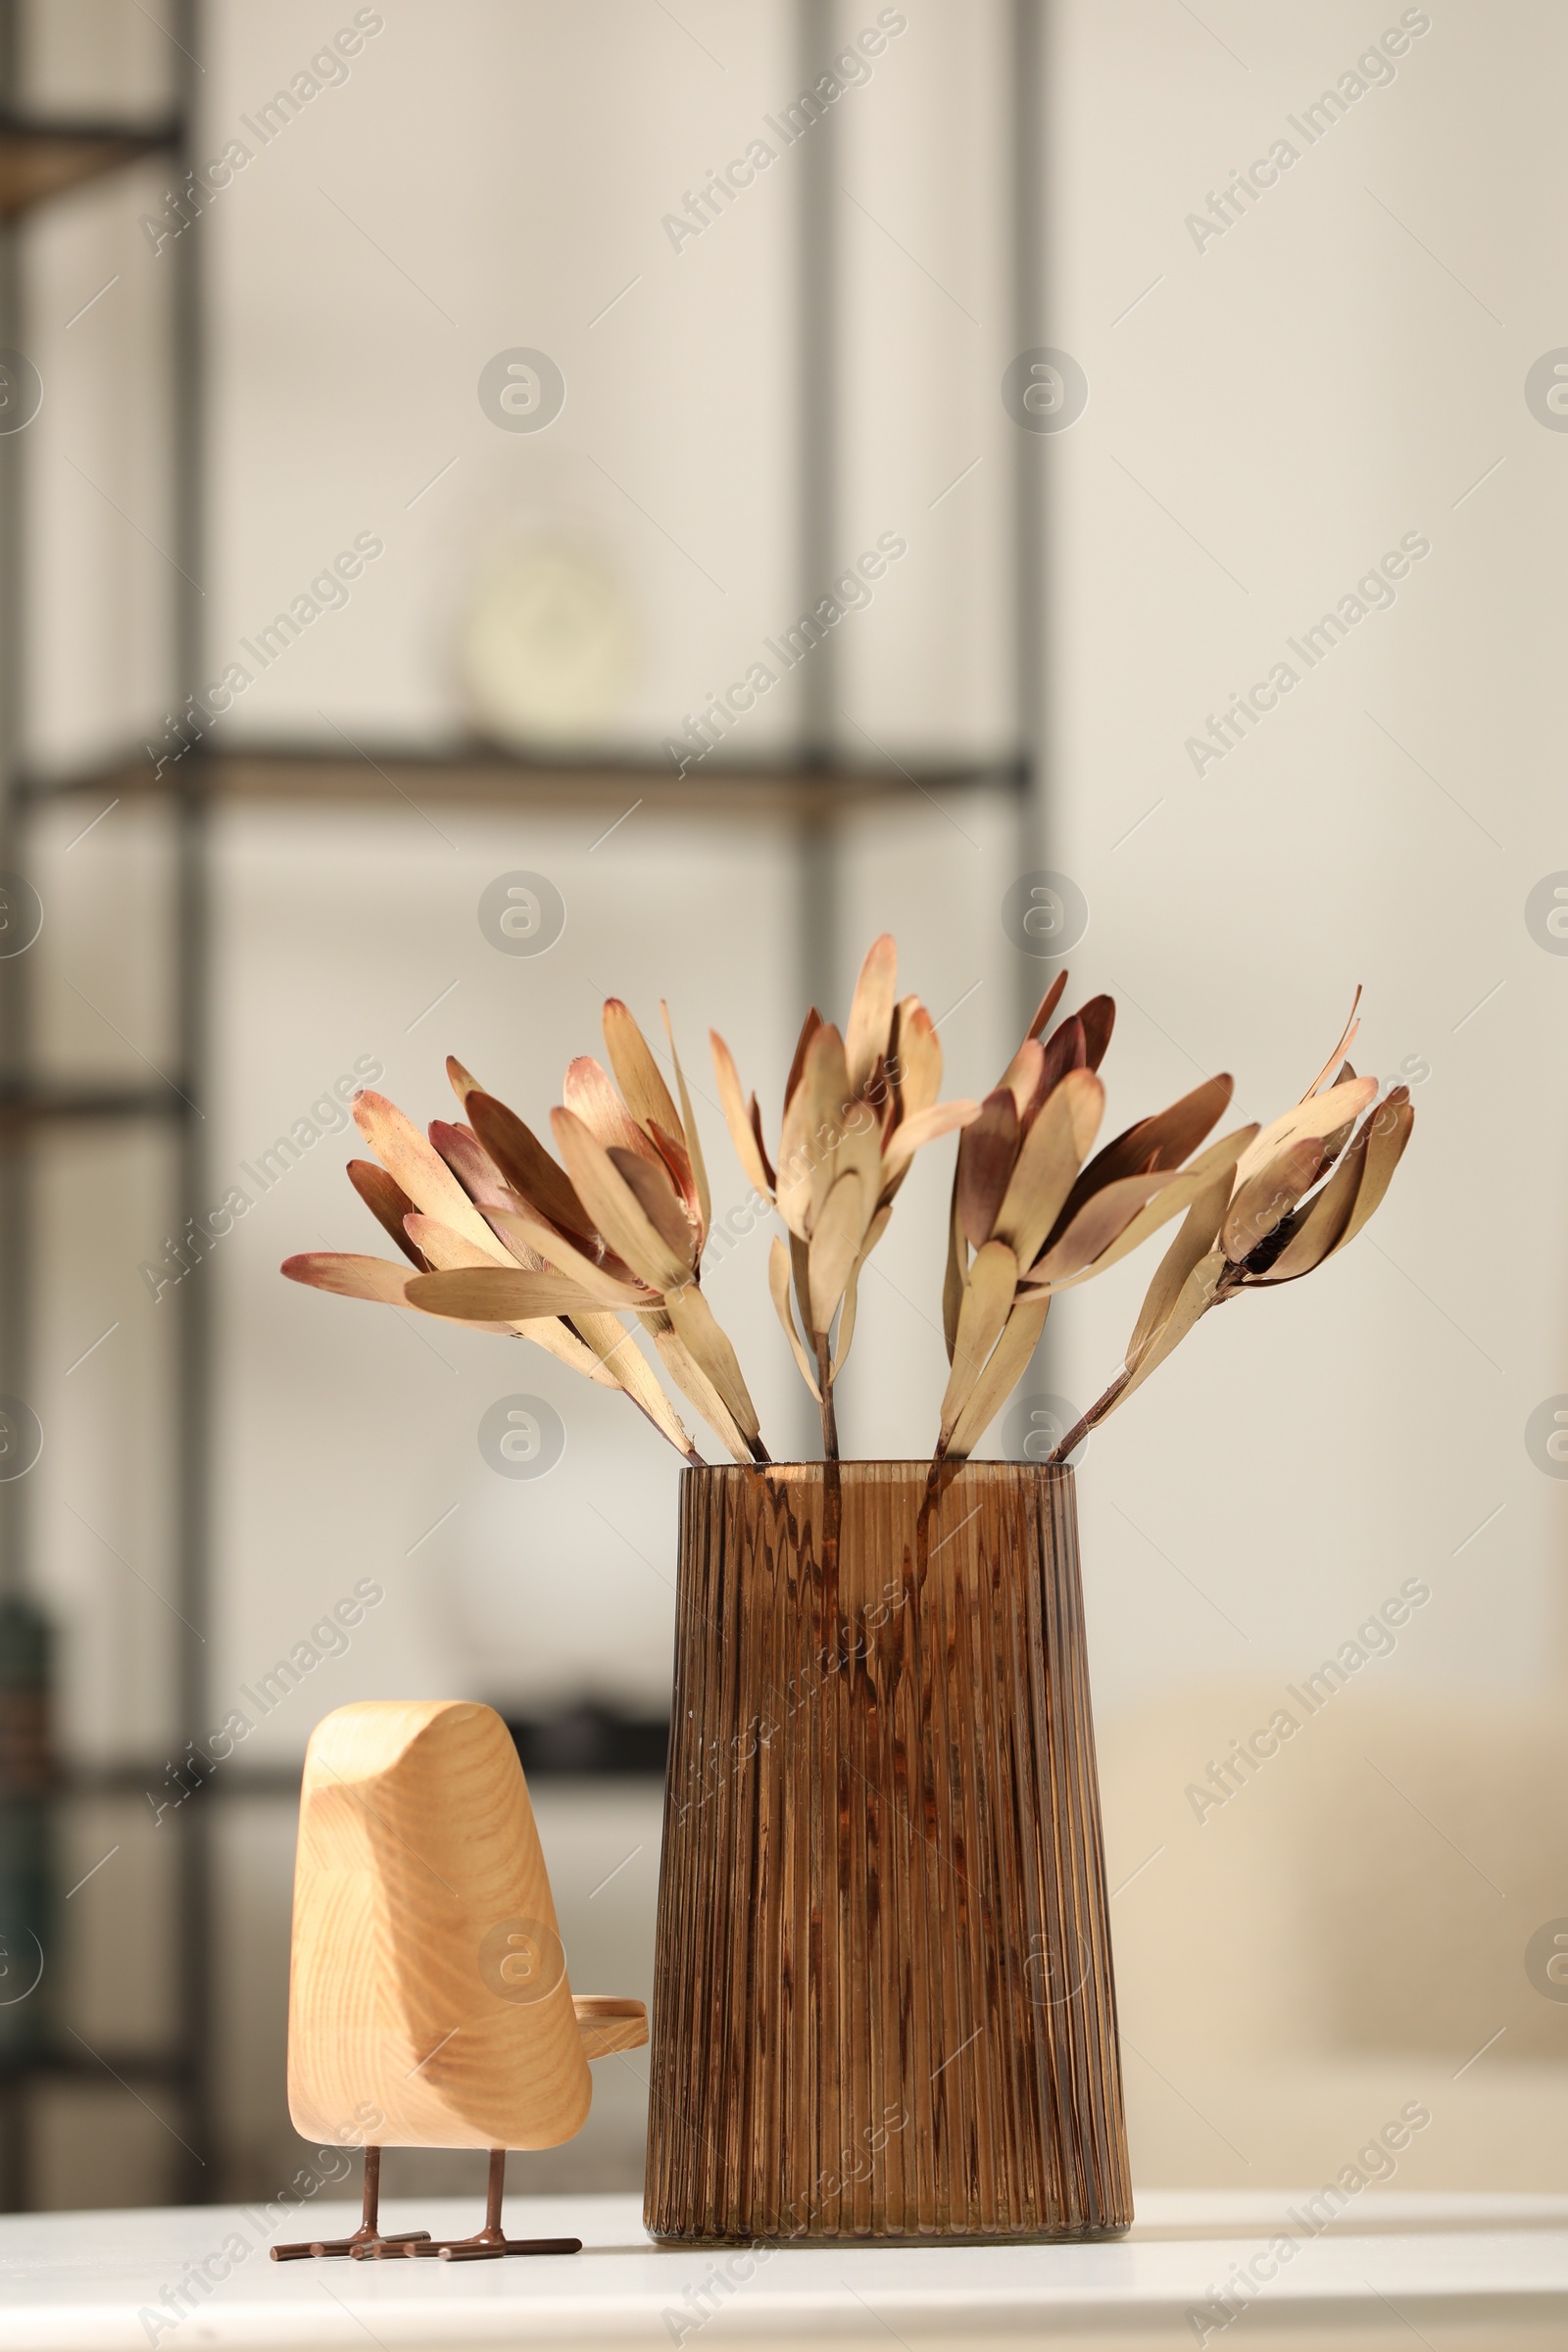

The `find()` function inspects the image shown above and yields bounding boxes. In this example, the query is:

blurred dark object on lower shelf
[0,1595,55,2066]
[503,1703,668,1780]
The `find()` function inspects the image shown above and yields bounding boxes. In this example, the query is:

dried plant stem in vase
[284,938,1412,2241]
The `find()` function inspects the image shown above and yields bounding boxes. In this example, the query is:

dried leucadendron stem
[934,976,1256,1461]
[710,934,977,1459]
[1043,990,1414,1461]
[283,1000,765,1465]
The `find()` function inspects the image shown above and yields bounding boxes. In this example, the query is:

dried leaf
[775,1053,816,1240]
[486,1207,651,1304]
[1029,1166,1186,1286]
[445,1054,484,1107]
[405,1213,615,1378]
[997,1037,1045,1120]
[808,1169,866,1333]
[352,1091,503,1262]
[662,1281,761,1445]
[769,1234,820,1398]
[428,1119,512,1213]
[942,1174,966,1362]
[281,1252,416,1308]
[1258,1122,1371,1281]
[466,1091,599,1247]
[1223,1139,1326,1262]
[1025,972,1068,1041]
[1056,1074,1236,1235]
[879,1096,980,1183]
[783,1006,823,1110]
[1126,1168,1234,1372]
[946,1297,1050,1461]
[994,1067,1102,1269]
[1035,1013,1087,1102]
[569,1308,698,1451]
[651,1321,753,1462]
[939,1239,1019,1444]
[801,1022,860,1229]
[552,1107,691,1292]
[1115,1251,1225,1412]
[1314,1113,1358,1185]
[662,1001,710,1230]
[563,1055,662,1166]
[1078,994,1116,1072]
[748,1098,775,1192]
[406,1267,605,1322]
[646,1119,701,1227]
[1333,1089,1413,1254]
[1046,1125,1257,1290]
[602,998,683,1147]
[607,1146,696,1268]
[778,1023,856,1235]
[1298,988,1362,1102]
[892,998,941,1116]
[710,1030,774,1200]
[830,1204,890,1379]
[956,1091,1020,1250]
[845,932,898,1097]
[1233,1073,1376,1191]
[347,1160,428,1270]
[402,1214,501,1273]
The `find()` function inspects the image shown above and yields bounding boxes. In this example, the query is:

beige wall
[1042,0,1568,1711]
[1040,0,1568,2181]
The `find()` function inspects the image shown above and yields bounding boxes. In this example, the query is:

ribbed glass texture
[644,1462,1132,2241]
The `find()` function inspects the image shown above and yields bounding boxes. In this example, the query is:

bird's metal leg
[271,2146,432,2260]
[390,2149,580,2259]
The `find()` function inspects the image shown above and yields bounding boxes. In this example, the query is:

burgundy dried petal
[648,1118,703,1232]
[347,1159,430,1272]
[608,1145,699,1268]
[783,1007,824,1110]
[1025,972,1069,1040]
[466,1090,601,1249]
[748,1096,776,1192]
[428,1118,513,1214]
[956,1090,1021,1250]
[1034,1014,1087,1106]
[1077,995,1115,1073]
[1042,1073,1235,1258]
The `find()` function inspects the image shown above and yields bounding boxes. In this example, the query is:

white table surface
[2,2189,1566,2351]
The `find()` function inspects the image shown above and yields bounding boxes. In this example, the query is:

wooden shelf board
[19,743,1027,820]
[0,119,177,221]
[0,1084,184,1130]
[0,2047,190,2086]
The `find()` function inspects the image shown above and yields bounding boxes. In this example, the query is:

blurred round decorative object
[461,541,637,748]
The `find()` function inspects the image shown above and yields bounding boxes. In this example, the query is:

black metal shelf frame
[0,0,1048,2210]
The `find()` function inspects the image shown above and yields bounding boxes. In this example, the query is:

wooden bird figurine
[274,1698,647,2261]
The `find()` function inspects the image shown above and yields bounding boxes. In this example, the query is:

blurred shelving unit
[0,0,1045,2210]
[0,0,202,2211]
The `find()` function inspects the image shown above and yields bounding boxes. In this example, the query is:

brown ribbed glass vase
[643,1461,1132,2242]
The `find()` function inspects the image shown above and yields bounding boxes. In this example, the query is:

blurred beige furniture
[1099,1683,1568,2190]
